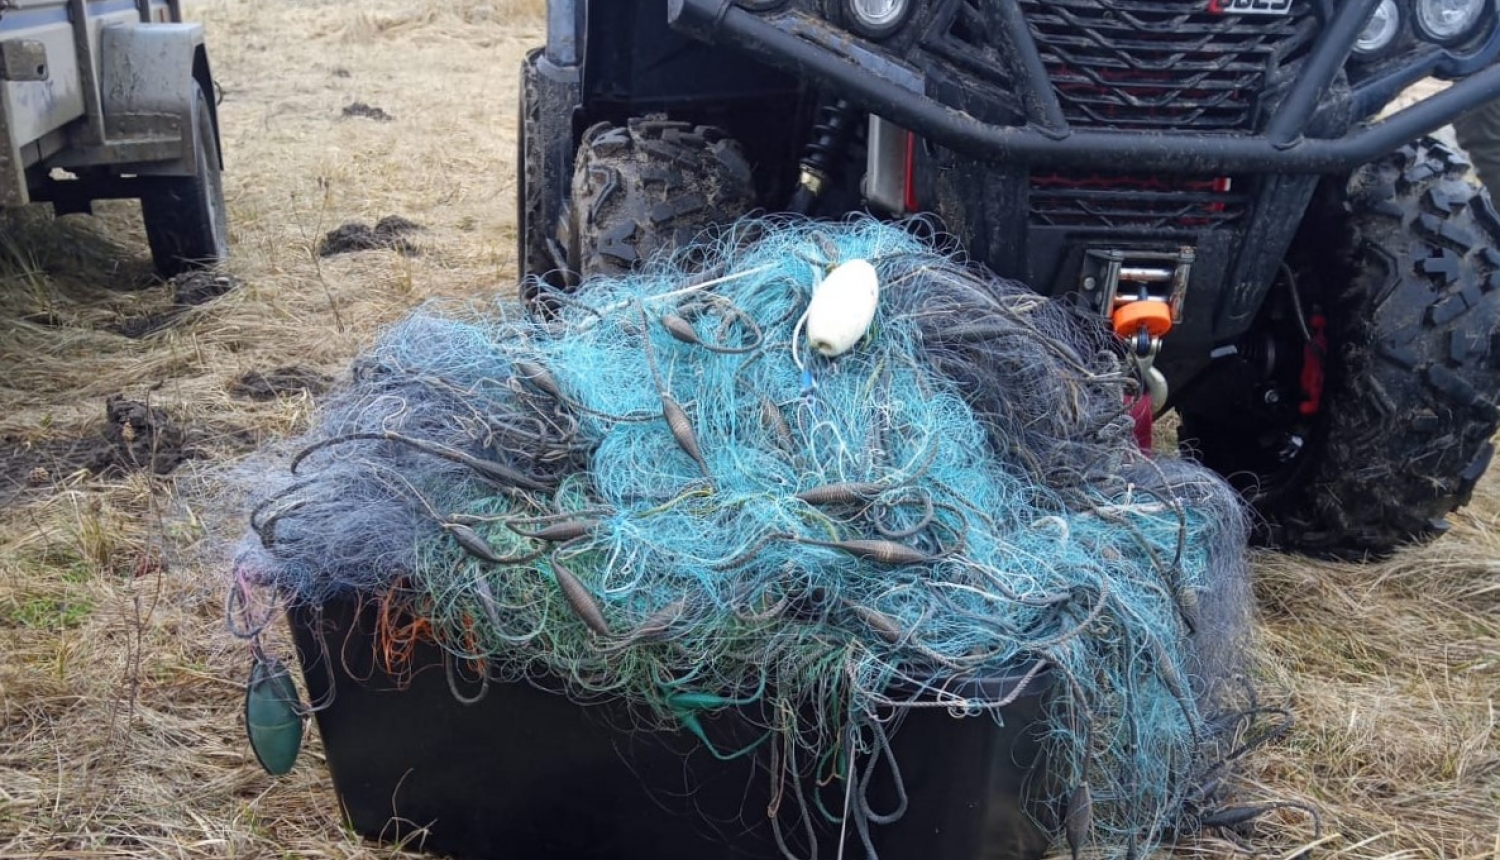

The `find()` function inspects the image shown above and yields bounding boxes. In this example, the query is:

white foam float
[805,258,880,358]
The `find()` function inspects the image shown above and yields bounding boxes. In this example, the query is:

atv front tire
[567,117,755,279]
[1185,138,1500,558]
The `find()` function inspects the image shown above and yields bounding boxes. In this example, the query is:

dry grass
[0,1,1496,858]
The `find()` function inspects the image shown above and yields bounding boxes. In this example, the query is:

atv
[518,0,1500,558]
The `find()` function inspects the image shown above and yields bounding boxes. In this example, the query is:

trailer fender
[98,22,216,177]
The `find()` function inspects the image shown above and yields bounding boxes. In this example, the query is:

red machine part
[1299,313,1327,417]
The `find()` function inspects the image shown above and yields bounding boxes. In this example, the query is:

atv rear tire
[567,117,755,279]
[1184,138,1500,558]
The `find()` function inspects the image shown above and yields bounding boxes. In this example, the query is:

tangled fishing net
[231,216,1268,858]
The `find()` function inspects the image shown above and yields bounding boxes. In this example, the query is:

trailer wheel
[140,82,228,279]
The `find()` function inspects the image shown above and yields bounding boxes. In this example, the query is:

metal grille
[1030,172,1249,230]
[1019,0,1316,131]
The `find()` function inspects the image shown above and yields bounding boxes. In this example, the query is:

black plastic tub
[288,597,1057,860]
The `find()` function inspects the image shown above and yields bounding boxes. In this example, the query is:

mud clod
[318,216,422,257]
[172,271,242,306]
[87,397,190,476]
[229,366,332,402]
[341,101,393,122]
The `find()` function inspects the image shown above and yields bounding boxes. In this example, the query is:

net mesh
[230,216,1257,858]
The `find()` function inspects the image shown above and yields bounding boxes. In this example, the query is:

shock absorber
[788,98,861,214]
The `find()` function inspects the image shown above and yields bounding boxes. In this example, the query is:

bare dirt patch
[0,397,192,505]
[229,366,332,402]
[107,272,244,337]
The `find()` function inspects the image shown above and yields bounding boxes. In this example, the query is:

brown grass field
[0,2,1496,858]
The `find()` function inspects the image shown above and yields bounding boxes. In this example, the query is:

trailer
[0,0,224,277]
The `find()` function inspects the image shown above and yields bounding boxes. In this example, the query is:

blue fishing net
[231,216,1257,858]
